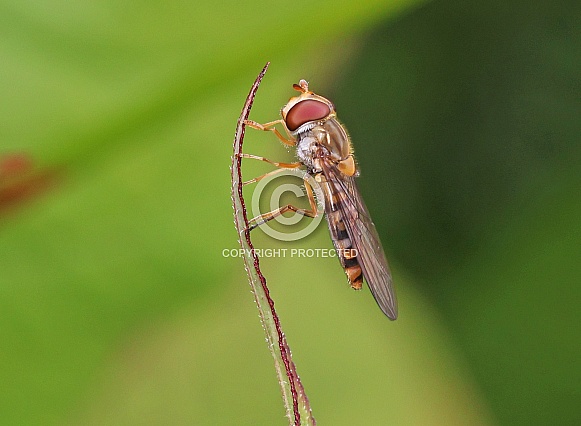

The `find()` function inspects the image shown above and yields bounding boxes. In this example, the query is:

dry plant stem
[230,62,316,426]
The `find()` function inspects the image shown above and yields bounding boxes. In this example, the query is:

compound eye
[285,99,331,131]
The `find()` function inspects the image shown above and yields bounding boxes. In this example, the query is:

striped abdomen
[321,177,364,290]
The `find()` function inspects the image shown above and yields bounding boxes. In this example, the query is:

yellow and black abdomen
[319,175,364,290]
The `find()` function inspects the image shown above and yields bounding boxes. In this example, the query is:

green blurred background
[1,0,579,425]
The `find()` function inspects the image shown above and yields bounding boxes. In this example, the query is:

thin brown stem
[230,63,316,425]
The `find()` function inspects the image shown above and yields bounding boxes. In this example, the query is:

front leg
[244,119,296,146]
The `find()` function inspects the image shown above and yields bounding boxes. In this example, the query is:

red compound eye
[285,99,331,131]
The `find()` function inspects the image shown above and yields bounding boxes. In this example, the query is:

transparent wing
[322,160,398,320]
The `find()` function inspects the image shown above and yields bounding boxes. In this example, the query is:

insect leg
[246,178,319,232]
[247,204,318,232]
[303,178,318,212]
[238,153,302,185]
[239,153,301,169]
[244,119,296,146]
[243,167,290,186]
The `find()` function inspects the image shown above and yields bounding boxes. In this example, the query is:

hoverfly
[242,79,397,320]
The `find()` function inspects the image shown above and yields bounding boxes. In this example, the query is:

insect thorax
[295,118,351,171]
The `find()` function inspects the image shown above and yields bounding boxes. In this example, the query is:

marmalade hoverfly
[242,79,397,320]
